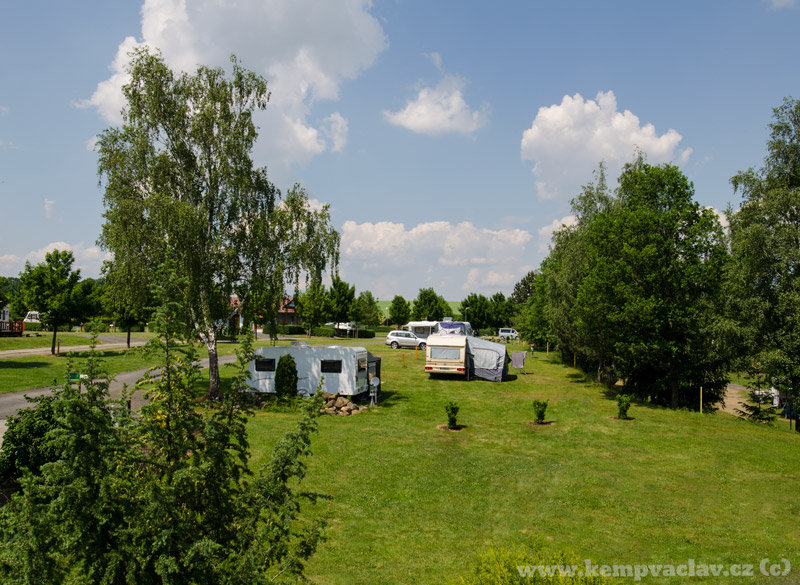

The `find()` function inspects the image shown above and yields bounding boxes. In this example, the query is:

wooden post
[547,342,549,356]
[700,386,703,414]
[574,353,576,369]
[402,353,406,368]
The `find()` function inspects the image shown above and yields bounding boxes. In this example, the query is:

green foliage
[97,47,338,399]
[532,399,548,424]
[328,276,355,324]
[488,292,512,331]
[515,270,549,347]
[453,540,611,584]
[445,401,460,430]
[536,157,730,407]
[350,290,382,329]
[509,270,537,309]
[0,271,327,584]
[412,287,450,321]
[275,353,299,401]
[295,279,331,334]
[616,394,632,420]
[17,249,82,355]
[459,293,491,331]
[727,97,800,430]
[311,326,335,337]
[21,321,44,331]
[0,394,59,494]
[388,294,411,326]
[734,374,779,425]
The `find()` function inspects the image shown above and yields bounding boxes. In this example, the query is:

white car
[385,330,426,350]
[498,328,519,341]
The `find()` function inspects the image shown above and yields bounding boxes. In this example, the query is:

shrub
[454,539,609,584]
[0,395,60,493]
[311,326,335,337]
[617,394,632,419]
[277,325,306,335]
[275,354,299,401]
[445,401,460,430]
[23,321,44,332]
[532,399,548,424]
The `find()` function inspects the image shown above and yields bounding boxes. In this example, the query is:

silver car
[385,330,426,350]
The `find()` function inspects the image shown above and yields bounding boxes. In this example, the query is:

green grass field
[240,345,799,584]
[3,337,798,583]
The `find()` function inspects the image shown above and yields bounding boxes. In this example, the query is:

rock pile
[321,391,368,415]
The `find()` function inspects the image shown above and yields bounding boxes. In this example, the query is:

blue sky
[1,0,798,301]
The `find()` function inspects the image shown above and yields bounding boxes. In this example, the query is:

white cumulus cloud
[537,215,578,252]
[521,91,691,201]
[3,243,112,278]
[44,198,56,220]
[383,61,488,135]
[78,0,388,167]
[339,220,531,299]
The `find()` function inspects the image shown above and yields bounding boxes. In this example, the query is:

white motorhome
[246,344,381,396]
[403,321,439,338]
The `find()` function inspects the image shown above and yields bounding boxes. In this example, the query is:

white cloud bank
[521,91,691,201]
[78,0,388,166]
[0,242,112,278]
[383,54,488,135]
[339,220,532,299]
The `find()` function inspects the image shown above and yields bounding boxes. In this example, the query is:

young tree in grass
[97,47,338,400]
[17,249,81,355]
[388,294,411,327]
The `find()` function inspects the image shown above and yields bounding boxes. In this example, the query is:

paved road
[0,335,149,360]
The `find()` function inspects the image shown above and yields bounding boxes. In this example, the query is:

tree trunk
[51,325,58,355]
[205,329,220,400]
[669,356,679,410]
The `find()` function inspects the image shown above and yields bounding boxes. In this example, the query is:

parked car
[498,328,519,341]
[385,330,426,350]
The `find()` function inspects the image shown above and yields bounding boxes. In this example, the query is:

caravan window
[255,358,276,372]
[321,360,342,373]
[430,347,461,360]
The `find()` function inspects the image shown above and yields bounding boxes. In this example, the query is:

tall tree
[388,295,411,327]
[488,292,512,331]
[411,288,448,321]
[728,97,800,429]
[17,250,81,355]
[509,270,537,309]
[350,290,381,331]
[575,157,729,408]
[97,48,338,399]
[458,293,490,331]
[328,276,355,325]
[295,278,331,335]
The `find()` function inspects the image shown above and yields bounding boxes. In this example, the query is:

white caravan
[246,344,381,396]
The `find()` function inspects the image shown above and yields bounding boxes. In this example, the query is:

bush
[277,325,306,335]
[445,401,460,430]
[617,394,632,419]
[23,321,44,332]
[311,326,335,337]
[275,354,299,401]
[454,539,610,584]
[532,399,548,424]
[0,395,60,492]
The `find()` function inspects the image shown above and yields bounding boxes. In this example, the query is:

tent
[466,336,509,382]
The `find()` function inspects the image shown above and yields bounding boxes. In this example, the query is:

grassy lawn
[0,332,97,351]
[237,344,799,585]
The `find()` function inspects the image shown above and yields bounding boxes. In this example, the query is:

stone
[334,396,349,409]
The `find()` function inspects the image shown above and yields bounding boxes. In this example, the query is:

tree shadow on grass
[372,389,408,409]
[0,360,51,371]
